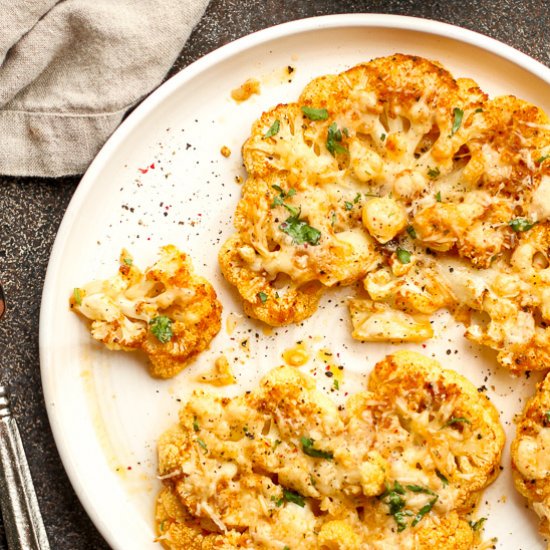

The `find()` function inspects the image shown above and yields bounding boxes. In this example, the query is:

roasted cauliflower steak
[512,372,550,543]
[155,351,504,549]
[70,245,222,378]
[220,53,550,373]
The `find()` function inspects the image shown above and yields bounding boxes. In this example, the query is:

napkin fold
[0,0,209,177]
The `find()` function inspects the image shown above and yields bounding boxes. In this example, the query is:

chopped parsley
[509,217,536,232]
[396,248,412,264]
[344,201,353,211]
[271,184,295,208]
[427,167,440,179]
[197,438,208,453]
[263,119,280,138]
[301,437,333,459]
[435,470,449,486]
[149,315,173,343]
[279,208,321,246]
[301,106,329,121]
[536,155,549,164]
[382,482,408,532]
[73,288,82,306]
[545,410,550,423]
[326,122,348,156]
[380,133,386,141]
[475,107,484,113]
[411,496,438,526]
[406,225,417,239]
[435,191,442,202]
[282,488,305,507]
[283,547,290,550]
[406,485,437,496]
[333,379,340,390]
[331,211,337,226]
[442,417,471,428]
[257,291,268,303]
[192,416,200,432]
[123,257,133,266]
[382,481,440,531]
[451,107,464,135]
[469,517,487,531]
[353,192,361,203]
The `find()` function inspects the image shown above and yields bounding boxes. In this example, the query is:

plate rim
[39,13,550,549]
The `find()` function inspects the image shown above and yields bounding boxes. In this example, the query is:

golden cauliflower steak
[155,351,504,549]
[220,53,550,372]
[70,245,222,378]
[512,372,550,541]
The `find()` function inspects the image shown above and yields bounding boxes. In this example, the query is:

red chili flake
[150,163,155,169]
[127,466,132,470]
[138,167,148,174]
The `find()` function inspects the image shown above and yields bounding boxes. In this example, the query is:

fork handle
[0,387,50,550]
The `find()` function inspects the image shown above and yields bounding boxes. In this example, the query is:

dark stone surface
[0,0,547,548]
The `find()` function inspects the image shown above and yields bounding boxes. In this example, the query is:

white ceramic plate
[40,14,550,550]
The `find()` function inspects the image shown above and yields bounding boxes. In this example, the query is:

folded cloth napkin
[0,0,209,177]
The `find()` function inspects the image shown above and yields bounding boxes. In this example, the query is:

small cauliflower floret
[349,299,433,342]
[392,169,428,200]
[349,139,384,182]
[318,520,362,550]
[512,373,550,540]
[362,196,408,243]
[70,246,222,378]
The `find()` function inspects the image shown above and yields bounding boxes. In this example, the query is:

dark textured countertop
[0,0,548,548]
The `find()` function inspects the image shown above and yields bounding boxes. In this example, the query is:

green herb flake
[283,546,290,550]
[331,211,337,226]
[406,226,417,239]
[353,192,361,204]
[271,195,284,207]
[326,122,348,156]
[280,208,322,246]
[545,411,550,423]
[149,315,173,343]
[411,496,438,527]
[282,488,305,507]
[287,188,297,197]
[197,438,208,453]
[537,155,549,164]
[442,417,471,428]
[380,133,386,141]
[123,257,133,266]
[475,107,484,113]
[382,482,407,531]
[301,106,329,121]
[192,416,200,432]
[283,203,300,218]
[396,248,412,264]
[435,470,449,486]
[469,517,487,532]
[73,288,82,306]
[333,379,340,390]
[257,291,268,304]
[263,119,280,139]
[271,495,283,507]
[509,217,536,233]
[344,201,353,211]
[451,108,464,135]
[435,191,442,202]
[427,167,440,179]
[301,436,334,459]
[406,485,436,496]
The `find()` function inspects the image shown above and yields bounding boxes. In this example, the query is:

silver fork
[0,283,50,549]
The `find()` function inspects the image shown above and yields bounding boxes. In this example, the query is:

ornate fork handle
[0,387,50,549]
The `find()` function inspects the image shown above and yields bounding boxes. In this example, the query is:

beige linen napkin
[0,0,209,177]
